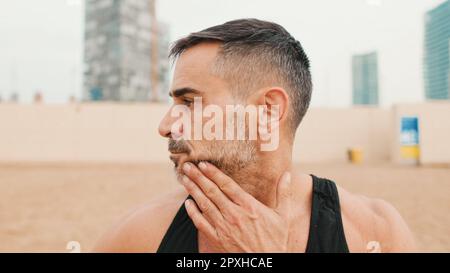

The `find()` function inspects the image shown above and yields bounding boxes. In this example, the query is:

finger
[182,174,224,225]
[197,161,255,206]
[184,199,218,241]
[275,172,292,218]
[183,162,236,213]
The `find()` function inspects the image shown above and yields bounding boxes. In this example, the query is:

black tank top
[157,175,349,253]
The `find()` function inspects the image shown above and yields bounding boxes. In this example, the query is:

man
[93,19,416,253]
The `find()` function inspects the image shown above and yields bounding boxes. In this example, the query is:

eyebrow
[169,87,202,98]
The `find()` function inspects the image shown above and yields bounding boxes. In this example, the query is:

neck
[230,144,292,208]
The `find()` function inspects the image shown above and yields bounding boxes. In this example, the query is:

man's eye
[182,99,193,106]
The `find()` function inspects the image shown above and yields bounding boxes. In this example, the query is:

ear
[251,87,289,144]
[257,87,289,124]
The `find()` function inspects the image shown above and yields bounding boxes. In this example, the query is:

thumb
[275,171,291,218]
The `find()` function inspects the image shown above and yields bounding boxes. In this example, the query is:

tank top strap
[305,175,349,253]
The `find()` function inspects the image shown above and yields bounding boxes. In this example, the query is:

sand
[0,162,448,252]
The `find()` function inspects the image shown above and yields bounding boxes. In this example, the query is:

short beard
[197,139,257,177]
[172,139,258,182]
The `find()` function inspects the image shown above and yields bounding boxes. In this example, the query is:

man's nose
[158,109,173,138]
[158,107,183,139]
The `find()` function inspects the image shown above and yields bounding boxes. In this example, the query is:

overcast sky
[0,0,446,106]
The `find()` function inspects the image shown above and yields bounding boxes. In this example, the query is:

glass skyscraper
[424,0,450,100]
[352,52,379,105]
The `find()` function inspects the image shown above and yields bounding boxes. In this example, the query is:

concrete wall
[0,103,168,163]
[0,102,449,164]
[293,107,392,163]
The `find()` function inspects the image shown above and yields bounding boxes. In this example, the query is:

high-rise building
[424,0,450,100]
[84,0,170,102]
[352,52,379,105]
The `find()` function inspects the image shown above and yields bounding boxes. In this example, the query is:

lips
[169,152,187,168]
[169,150,186,154]
[169,154,179,167]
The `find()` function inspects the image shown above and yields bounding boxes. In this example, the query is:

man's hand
[181,161,292,253]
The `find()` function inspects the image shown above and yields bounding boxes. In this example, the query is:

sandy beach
[0,162,448,252]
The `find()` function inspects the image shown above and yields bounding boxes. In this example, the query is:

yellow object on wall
[401,145,420,159]
[348,148,363,164]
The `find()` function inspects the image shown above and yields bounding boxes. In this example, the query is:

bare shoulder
[92,187,188,253]
[336,185,417,253]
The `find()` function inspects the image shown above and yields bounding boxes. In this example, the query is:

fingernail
[183,162,191,172]
[198,161,207,170]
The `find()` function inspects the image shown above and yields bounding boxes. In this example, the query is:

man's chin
[170,153,190,177]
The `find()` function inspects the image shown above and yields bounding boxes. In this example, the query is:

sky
[0,0,446,106]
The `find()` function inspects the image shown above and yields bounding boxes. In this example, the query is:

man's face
[158,43,257,179]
